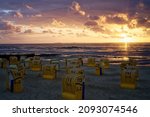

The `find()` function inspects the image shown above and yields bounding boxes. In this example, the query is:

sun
[121,37,132,43]
[120,34,134,43]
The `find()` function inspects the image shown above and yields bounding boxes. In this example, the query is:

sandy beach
[0,62,150,100]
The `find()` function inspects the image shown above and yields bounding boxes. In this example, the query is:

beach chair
[31,60,41,71]
[41,59,51,66]
[33,56,41,60]
[100,58,110,69]
[120,58,137,69]
[51,60,60,70]
[0,58,2,68]
[68,58,83,66]
[25,58,33,69]
[59,58,67,69]
[62,74,85,100]
[42,65,56,80]
[2,59,9,69]
[78,58,83,66]
[65,58,81,73]
[120,68,137,89]
[7,69,23,93]
[20,56,26,64]
[9,56,18,65]
[17,64,25,78]
[87,58,96,67]
[120,59,139,80]
[95,64,104,76]
[6,64,18,90]
[66,67,84,75]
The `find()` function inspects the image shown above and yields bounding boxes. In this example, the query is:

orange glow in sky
[0,1,149,43]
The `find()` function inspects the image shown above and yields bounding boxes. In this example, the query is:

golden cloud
[51,19,66,27]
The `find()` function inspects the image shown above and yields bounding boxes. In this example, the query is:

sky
[0,0,149,43]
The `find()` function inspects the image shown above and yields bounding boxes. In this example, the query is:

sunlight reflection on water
[124,42,128,51]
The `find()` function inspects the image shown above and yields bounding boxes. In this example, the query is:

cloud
[42,29,53,33]
[127,16,150,29]
[0,9,15,14]
[88,16,99,20]
[98,13,150,29]
[13,11,23,18]
[0,19,21,32]
[51,18,66,27]
[137,2,145,10]
[128,19,138,28]
[25,4,34,10]
[0,9,24,18]
[34,14,42,17]
[42,30,49,33]
[24,29,33,33]
[106,13,128,24]
[31,14,42,18]
[76,32,88,37]
[84,20,107,33]
[0,35,3,39]
[70,1,86,16]
[138,18,150,28]
[98,16,107,23]
[84,21,98,27]
[0,0,149,43]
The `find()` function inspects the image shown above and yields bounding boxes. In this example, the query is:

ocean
[0,43,150,66]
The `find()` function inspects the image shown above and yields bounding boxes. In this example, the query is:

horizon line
[0,42,150,45]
